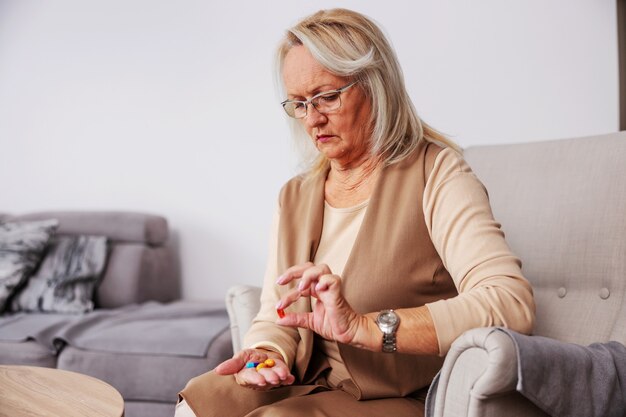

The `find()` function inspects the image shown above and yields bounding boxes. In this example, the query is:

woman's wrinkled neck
[325,155,382,208]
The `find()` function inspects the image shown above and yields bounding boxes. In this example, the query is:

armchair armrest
[225,285,262,352]
[426,327,547,417]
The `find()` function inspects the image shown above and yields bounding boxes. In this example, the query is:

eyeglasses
[280,81,358,119]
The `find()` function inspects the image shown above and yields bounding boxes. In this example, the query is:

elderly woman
[177,8,534,417]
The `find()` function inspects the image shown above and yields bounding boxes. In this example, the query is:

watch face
[379,311,398,326]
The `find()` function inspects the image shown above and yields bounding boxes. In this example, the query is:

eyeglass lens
[284,92,342,118]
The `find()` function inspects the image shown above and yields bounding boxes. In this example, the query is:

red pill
[277,308,285,318]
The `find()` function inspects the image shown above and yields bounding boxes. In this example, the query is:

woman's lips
[316,135,333,143]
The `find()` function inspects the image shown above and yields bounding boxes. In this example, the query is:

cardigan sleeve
[423,147,536,355]
[242,205,300,368]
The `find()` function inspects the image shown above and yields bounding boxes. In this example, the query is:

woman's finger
[275,262,314,285]
[276,311,313,329]
[297,264,331,291]
[235,368,268,387]
[275,269,331,310]
[257,367,282,385]
[275,286,306,310]
[315,274,341,297]
[271,362,292,382]
[276,264,333,308]
[214,356,245,375]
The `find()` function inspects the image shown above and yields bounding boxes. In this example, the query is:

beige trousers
[178,371,425,417]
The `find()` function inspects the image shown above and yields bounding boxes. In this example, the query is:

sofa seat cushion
[57,328,232,403]
[0,340,56,367]
[0,300,233,404]
[124,401,176,417]
[0,301,229,356]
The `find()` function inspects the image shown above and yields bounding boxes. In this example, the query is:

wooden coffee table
[0,365,124,417]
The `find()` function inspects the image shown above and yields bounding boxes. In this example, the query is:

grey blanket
[0,301,229,357]
[501,329,626,417]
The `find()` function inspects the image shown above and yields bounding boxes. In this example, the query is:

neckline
[324,199,370,213]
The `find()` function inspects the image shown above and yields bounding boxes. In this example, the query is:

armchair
[224,132,626,416]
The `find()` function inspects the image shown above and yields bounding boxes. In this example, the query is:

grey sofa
[0,211,233,417]
[224,131,626,416]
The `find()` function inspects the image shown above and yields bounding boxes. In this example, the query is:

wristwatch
[376,309,400,353]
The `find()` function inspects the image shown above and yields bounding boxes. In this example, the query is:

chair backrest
[464,132,626,346]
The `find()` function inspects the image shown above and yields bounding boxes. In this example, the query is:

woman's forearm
[358,306,440,355]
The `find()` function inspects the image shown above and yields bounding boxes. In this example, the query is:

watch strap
[382,332,397,353]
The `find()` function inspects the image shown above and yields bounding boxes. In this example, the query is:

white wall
[0,1,618,301]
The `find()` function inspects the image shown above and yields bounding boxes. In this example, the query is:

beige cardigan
[245,142,535,399]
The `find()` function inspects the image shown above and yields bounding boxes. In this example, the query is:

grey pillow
[11,235,108,314]
[0,219,59,312]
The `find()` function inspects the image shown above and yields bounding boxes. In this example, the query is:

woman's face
[282,46,373,168]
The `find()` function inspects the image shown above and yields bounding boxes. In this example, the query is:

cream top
[312,200,368,386]
[247,147,534,382]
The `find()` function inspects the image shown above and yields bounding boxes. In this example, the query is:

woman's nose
[303,104,327,128]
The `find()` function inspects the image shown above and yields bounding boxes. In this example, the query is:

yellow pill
[256,363,267,371]
[264,359,275,367]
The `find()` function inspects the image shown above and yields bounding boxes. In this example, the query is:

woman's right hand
[214,348,295,390]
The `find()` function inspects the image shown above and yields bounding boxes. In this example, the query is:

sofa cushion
[1,212,180,308]
[11,235,108,314]
[0,301,229,355]
[124,401,176,417]
[57,326,232,403]
[0,340,56,367]
[0,219,58,312]
[0,300,233,405]
[9,211,169,245]
[96,243,179,309]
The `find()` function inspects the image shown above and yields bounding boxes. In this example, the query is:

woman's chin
[320,151,347,164]
[316,143,343,158]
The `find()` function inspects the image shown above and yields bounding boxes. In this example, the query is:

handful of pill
[245,359,276,371]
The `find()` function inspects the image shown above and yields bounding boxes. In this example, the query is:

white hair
[277,8,459,175]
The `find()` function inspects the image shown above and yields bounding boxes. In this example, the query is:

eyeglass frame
[280,81,359,119]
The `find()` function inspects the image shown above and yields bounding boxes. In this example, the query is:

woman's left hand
[275,262,377,350]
